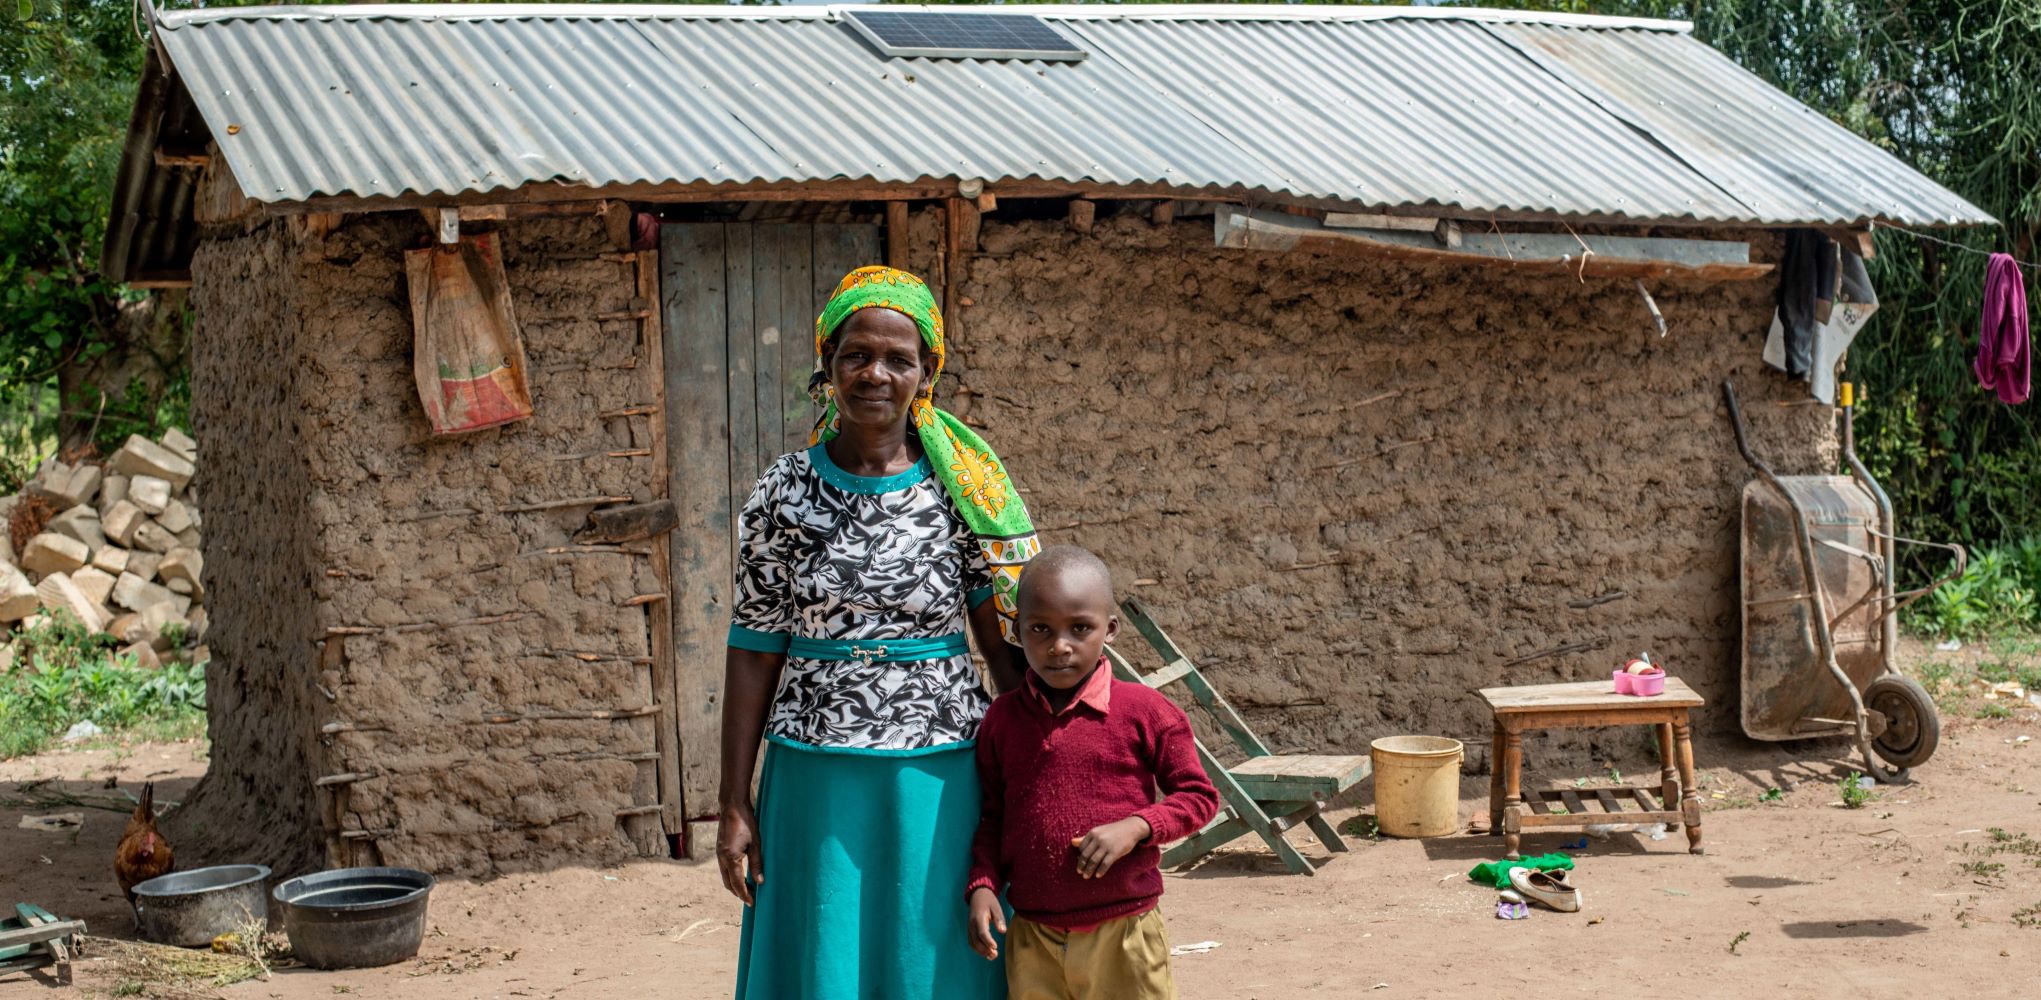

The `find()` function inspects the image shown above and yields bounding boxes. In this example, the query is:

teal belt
[786,633,969,664]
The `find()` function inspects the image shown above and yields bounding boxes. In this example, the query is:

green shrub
[1910,539,2041,638]
[0,611,206,759]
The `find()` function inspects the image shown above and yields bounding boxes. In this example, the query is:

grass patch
[2016,902,2041,929]
[1338,814,1381,842]
[1977,702,2016,720]
[1760,786,1785,803]
[1838,772,1874,809]
[1959,860,2007,879]
[0,612,206,760]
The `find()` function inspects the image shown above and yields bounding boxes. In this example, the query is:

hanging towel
[1976,253,2031,405]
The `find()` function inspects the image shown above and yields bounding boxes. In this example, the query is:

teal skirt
[735,735,1006,1000]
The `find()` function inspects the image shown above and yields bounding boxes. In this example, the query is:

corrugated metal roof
[111,3,1989,277]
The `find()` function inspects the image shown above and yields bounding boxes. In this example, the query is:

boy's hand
[967,887,1006,960]
[1071,816,1151,880]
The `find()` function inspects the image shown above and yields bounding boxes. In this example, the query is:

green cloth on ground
[1468,853,1575,889]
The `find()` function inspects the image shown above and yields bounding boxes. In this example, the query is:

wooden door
[659,222,882,830]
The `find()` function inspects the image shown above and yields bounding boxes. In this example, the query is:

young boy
[966,545,1220,999]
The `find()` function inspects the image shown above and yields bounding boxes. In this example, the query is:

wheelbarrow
[1722,380,1966,783]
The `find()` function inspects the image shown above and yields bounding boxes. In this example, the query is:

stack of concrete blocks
[0,431,208,668]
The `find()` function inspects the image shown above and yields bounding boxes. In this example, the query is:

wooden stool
[1478,679,1706,858]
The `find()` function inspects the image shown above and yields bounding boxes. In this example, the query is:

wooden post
[1067,199,1096,234]
[602,199,636,251]
[943,199,970,341]
[1151,200,1176,226]
[885,201,911,270]
[637,247,685,845]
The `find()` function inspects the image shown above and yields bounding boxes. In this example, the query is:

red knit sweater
[966,662,1220,930]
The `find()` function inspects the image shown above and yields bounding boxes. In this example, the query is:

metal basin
[271,867,434,970]
[132,864,271,947]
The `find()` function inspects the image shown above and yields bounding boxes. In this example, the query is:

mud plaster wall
[193,215,665,875]
[177,223,327,874]
[943,213,1834,771]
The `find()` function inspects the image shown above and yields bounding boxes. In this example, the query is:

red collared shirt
[1021,656,1114,717]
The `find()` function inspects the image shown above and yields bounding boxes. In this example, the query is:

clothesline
[1871,220,2039,270]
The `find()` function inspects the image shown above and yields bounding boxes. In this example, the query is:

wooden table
[1479,679,1706,859]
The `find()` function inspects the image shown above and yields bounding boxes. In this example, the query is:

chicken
[115,782,174,905]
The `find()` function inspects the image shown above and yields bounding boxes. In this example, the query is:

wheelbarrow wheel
[1866,675,1939,771]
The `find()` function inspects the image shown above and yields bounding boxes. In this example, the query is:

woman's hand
[1071,816,1152,880]
[966,887,1006,959]
[717,801,765,906]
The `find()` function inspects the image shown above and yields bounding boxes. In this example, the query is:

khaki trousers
[1005,909,1177,1000]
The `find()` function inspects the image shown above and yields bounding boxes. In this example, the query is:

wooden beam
[1216,206,1773,281]
[128,271,192,289]
[1151,200,1177,226]
[152,147,210,169]
[257,177,1818,239]
[1324,211,1441,232]
[885,201,910,270]
[975,192,998,213]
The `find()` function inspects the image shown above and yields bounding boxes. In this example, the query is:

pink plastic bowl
[1611,670,1635,695]
[1631,670,1666,697]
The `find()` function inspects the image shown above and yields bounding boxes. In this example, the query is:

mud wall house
[103,4,1989,875]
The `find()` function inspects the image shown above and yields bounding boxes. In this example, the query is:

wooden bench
[1109,597,1372,875]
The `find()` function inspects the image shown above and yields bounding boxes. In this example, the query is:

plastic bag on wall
[406,232,534,435]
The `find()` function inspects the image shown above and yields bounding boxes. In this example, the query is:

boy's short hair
[1017,545,1114,602]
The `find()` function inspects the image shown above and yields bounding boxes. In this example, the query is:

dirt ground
[5,641,2040,999]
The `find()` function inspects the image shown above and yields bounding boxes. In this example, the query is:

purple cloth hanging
[1977,253,2031,405]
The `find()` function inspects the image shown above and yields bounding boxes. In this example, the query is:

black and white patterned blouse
[728,444,996,750]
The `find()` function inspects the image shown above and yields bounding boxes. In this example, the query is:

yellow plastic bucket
[1370,736,1464,838]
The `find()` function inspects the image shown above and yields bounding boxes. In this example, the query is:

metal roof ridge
[153,3,1692,33]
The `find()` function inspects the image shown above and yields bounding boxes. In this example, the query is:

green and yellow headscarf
[811,266,1039,644]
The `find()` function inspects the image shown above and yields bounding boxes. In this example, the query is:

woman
[719,266,1040,999]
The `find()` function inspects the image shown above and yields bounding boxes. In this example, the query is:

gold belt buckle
[849,644,888,666]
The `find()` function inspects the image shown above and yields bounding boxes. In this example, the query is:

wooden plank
[1527,795,1551,815]
[1480,678,1705,712]
[1593,788,1622,814]
[1217,206,1773,282]
[0,921,83,951]
[778,225,815,455]
[1631,787,1662,812]
[1224,755,1372,801]
[723,224,759,566]
[1559,789,1587,816]
[662,224,734,820]
[1494,707,1686,730]
[750,228,783,475]
[1143,658,1195,689]
[1323,211,1442,232]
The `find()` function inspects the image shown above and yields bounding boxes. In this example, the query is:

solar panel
[844,10,1087,62]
